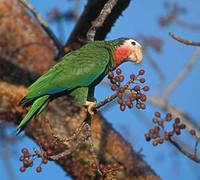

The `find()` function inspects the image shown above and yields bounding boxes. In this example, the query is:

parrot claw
[85,100,96,115]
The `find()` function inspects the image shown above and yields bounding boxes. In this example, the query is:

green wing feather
[22,42,110,105]
[17,95,50,134]
[17,42,111,133]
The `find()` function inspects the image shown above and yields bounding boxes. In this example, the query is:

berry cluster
[145,112,187,146]
[108,68,149,111]
[19,147,53,173]
[91,162,123,179]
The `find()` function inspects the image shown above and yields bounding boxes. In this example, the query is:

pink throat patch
[113,45,133,68]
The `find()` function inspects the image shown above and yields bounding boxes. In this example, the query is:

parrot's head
[109,38,143,68]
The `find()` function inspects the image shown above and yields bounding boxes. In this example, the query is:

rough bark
[0,0,159,179]
[0,0,55,73]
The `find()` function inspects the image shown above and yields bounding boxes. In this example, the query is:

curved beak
[129,46,143,64]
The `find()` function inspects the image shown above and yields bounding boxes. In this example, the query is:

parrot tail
[16,95,50,135]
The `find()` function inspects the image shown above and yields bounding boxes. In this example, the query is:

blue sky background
[1,0,200,179]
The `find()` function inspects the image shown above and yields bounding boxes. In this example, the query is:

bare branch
[169,138,200,163]
[87,0,118,41]
[169,32,200,46]
[163,48,200,99]
[194,138,200,159]
[137,34,165,88]
[49,119,87,144]
[65,0,131,50]
[19,0,62,55]
[159,2,200,32]
[49,132,90,161]
[95,94,118,110]
[145,52,166,85]
[174,18,200,31]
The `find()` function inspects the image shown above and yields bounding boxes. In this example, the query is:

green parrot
[17,38,143,133]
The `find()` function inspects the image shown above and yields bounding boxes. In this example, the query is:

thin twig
[156,118,200,163]
[87,0,118,41]
[163,48,200,99]
[49,132,90,160]
[169,138,200,163]
[144,51,166,96]
[49,120,86,144]
[174,18,200,31]
[74,0,81,20]
[194,137,200,159]
[85,123,102,175]
[94,94,118,110]
[19,0,63,55]
[94,78,135,110]
[169,32,200,46]
[145,52,166,83]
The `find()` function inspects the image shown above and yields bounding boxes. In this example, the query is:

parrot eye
[131,41,136,45]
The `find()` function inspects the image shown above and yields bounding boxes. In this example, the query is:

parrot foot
[85,100,97,115]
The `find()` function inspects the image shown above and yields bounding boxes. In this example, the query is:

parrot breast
[112,45,133,68]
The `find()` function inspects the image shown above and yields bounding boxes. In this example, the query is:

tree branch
[169,32,200,46]
[87,0,118,41]
[18,0,63,55]
[65,0,131,51]
[169,138,200,163]
[163,47,200,99]
[174,18,200,31]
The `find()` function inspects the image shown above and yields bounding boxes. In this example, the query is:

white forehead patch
[123,39,142,48]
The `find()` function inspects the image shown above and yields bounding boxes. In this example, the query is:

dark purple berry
[20,166,26,173]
